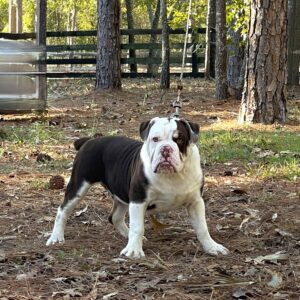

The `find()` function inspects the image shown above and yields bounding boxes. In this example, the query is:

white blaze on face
[145,118,184,173]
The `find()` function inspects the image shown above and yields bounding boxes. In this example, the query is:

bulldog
[46,117,229,258]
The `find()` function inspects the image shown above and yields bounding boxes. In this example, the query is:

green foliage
[0,0,8,31]
[23,0,36,32]
[1,0,208,35]
[200,129,300,181]
[226,0,250,40]
[168,0,207,30]
[0,127,8,140]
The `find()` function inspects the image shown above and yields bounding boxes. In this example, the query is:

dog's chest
[144,160,202,213]
[146,191,194,213]
[145,178,199,213]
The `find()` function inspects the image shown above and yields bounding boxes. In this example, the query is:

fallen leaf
[275,228,295,238]
[279,150,300,157]
[75,205,88,217]
[16,273,36,280]
[232,287,253,299]
[253,252,288,264]
[267,271,283,288]
[150,215,171,231]
[103,292,118,300]
[92,271,108,279]
[0,236,17,241]
[239,217,251,230]
[136,278,161,292]
[256,150,275,158]
[51,277,68,283]
[271,213,278,222]
[52,289,82,297]
[111,258,127,263]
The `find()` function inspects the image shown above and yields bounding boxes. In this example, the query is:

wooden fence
[0,28,209,78]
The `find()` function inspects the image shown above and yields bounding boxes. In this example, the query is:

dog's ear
[188,121,200,144]
[181,120,200,144]
[139,120,152,141]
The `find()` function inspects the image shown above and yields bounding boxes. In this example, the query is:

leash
[172,80,183,118]
[171,0,193,119]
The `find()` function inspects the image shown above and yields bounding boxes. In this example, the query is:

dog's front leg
[187,193,229,255]
[120,202,146,258]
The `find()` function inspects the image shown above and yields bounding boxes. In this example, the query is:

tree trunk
[287,0,300,86]
[147,0,160,75]
[16,0,22,33]
[215,0,227,99]
[204,0,216,79]
[71,0,77,32]
[227,21,244,99]
[69,0,77,70]
[36,0,47,108]
[160,0,170,89]
[125,0,137,74]
[9,0,16,33]
[96,0,121,90]
[239,0,288,124]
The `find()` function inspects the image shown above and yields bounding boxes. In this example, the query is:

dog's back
[71,136,143,202]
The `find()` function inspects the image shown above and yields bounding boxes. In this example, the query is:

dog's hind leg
[108,197,129,238]
[46,179,91,245]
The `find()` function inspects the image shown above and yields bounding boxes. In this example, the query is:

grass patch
[29,178,49,190]
[2,122,65,145]
[200,129,300,180]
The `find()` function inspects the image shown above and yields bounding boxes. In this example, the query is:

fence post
[191,30,198,77]
[209,27,216,78]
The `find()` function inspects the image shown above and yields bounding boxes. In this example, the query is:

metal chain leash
[172,0,193,118]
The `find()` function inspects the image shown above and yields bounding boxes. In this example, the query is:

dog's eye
[152,137,159,142]
[176,138,183,145]
[174,137,183,145]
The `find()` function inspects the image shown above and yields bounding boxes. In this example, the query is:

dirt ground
[0,79,299,299]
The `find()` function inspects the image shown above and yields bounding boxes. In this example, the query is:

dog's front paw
[203,240,229,256]
[120,244,145,259]
[46,233,65,246]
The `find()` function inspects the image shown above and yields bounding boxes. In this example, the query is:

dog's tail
[74,133,103,151]
[74,137,92,150]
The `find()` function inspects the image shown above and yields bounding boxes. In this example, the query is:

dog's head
[140,117,199,174]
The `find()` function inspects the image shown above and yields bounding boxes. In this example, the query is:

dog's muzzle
[154,145,177,173]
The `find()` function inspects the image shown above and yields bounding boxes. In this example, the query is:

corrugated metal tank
[0,39,46,113]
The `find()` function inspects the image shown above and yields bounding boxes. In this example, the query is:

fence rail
[0,28,208,78]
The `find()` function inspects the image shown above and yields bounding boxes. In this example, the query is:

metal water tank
[0,39,46,113]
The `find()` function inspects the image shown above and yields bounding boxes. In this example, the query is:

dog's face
[140,117,199,174]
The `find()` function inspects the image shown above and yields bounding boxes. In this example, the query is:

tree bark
[9,0,16,33]
[96,0,121,90]
[16,0,22,33]
[215,0,227,99]
[160,0,170,89]
[287,0,300,86]
[204,0,216,79]
[125,0,137,74]
[36,0,47,109]
[239,0,288,124]
[147,0,160,75]
[227,20,245,99]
